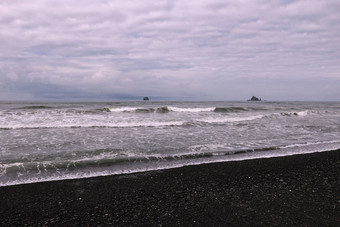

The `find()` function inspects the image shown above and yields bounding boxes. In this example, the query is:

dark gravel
[1,150,339,226]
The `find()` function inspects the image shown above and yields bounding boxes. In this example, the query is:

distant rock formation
[143,97,149,101]
[249,96,261,101]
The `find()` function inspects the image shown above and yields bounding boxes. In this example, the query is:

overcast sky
[0,0,339,101]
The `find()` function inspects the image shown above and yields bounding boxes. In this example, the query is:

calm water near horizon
[0,101,339,186]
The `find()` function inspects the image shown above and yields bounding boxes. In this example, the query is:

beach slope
[1,150,339,226]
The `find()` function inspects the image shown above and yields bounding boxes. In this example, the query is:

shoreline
[1,150,339,226]
[2,148,339,188]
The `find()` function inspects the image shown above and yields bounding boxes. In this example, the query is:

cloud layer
[1,0,339,100]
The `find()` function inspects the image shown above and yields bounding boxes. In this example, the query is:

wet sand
[1,150,339,226]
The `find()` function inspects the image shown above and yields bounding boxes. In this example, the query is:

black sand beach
[1,150,339,226]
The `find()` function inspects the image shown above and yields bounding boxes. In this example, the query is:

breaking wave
[107,106,250,113]
[14,105,54,110]
[214,107,247,112]
[0,108,313,130]
[0,144,292,186]
[0,114,267,130]
[0,151,215,184]
[108,106,214,113]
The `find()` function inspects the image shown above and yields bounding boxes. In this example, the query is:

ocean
[0,101,339,186]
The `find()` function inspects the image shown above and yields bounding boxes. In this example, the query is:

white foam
[1,112,266,130]
[199,114,264,124]
[189,144,232,152]
[109,106,216,113]
[167,106,215,112]
[281,139,340,149]
[109,107,140,112]
[1,146,339,187]
[297,110,308,116]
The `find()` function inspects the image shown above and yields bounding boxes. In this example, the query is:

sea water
[0,101,339,186]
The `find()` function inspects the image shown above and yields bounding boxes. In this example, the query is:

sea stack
[143,97,149,101]
[249,96,261,101]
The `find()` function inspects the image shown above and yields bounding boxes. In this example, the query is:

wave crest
[214,107,247,113]
[280,110,309,117]
[14,105,54,110]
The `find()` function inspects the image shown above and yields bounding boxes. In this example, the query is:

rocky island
[248,96,261,101]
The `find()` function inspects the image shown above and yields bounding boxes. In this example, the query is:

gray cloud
[0,0,339,101]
